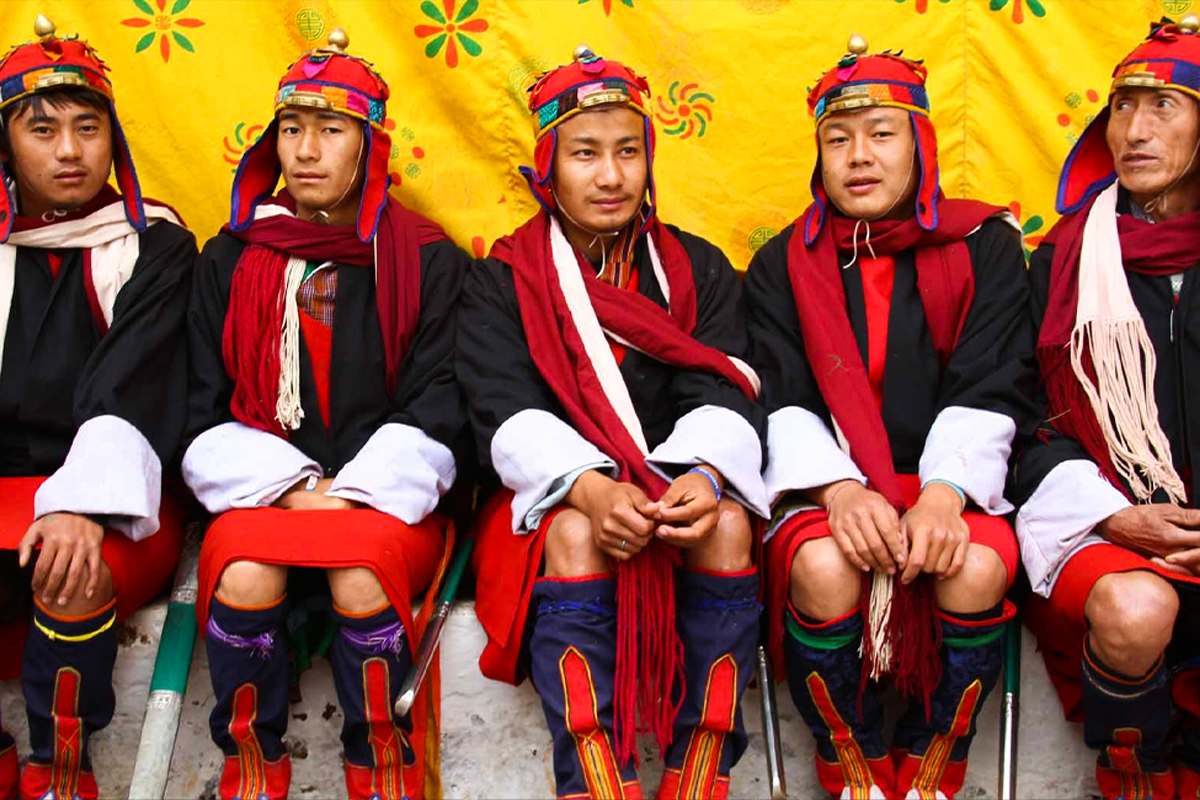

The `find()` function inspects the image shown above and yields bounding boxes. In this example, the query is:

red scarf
[785,198,1003,706]
[1038,198,1200,502]
[222,191,446,437]
[490,211,756,763]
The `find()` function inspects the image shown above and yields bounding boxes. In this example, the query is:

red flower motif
[121,0,204,63]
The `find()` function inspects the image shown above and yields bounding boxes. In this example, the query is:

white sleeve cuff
[492,409,619,534]
[34,415,162,542]
[918,405,1017,515]
[762,406,866,505]
[327,423,456,525]
[523,461,613,533]
[1016,459,1131,597]
[182,421,320,513]
[645,405,769,518]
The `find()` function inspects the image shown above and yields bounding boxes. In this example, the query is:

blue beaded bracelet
[687,466,722,502]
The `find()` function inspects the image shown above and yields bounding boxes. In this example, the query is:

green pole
[998,617,1021,800]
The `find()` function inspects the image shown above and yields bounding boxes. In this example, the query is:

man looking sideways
[746,35,1037,799]
[459,47,768,799]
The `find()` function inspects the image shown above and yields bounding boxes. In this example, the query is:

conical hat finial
[573,44,595,62]
[847,33,869,56]
[326,28,349,52]
[34,14,55,38]
[1180,13,1200,33]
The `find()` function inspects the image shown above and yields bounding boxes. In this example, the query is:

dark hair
[0,86,110,160]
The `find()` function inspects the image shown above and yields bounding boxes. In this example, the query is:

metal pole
[757,645,788,800]
[128,532,201,800]
[998,618,1021,800]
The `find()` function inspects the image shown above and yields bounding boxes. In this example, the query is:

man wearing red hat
[1008,15,1200,800]
[0,15,193,800]
[458,46,768,799]
[182,29,466,800]
[745,36,1037,799]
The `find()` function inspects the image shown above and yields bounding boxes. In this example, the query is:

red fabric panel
[860,255,895,411]
[80,250,108,337]
[195,508,445,654]
[298,310,333,430]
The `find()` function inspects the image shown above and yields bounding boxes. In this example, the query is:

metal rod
[757,645,788,800]
[128,532,201,800]
[998,618,1022,800]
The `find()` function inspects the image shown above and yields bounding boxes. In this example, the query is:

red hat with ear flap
[229,27,392,243]
[519,45,657,231]
[803,34,938,245]
[1057,14,1200,214]
[0,15,145,243]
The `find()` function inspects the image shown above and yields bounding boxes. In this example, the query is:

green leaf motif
[420,0,447,23]
[170,0,190,14]
[1028,0,1046,16]
[455,0,479,22]
[457,33,482,57]
[132,0,155,15]
[134,31,156,52]
[621,0,634,6]
[989,0,1006,9]
[424,33,447,58]
[172,31,194,52]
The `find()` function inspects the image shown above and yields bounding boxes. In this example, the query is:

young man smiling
[1007,16,1200,799]
[182,29,466,800]
[745,36,1037,799]
[458,47,768,799]
[0,15,193,800]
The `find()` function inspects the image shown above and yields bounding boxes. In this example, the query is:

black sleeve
[74,221,196,464]
[387,239,469,448]
[939,218,1041,433]
[743,226,833,421]
[668,228,768,447]
[455,256,568,472]
[183,233,241,449]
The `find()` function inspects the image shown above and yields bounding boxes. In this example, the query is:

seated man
[1008,15,1200,800]
[745,36,1038,800]
[182,29,466,800]
[458,47,769,800]
[0,16,193,800]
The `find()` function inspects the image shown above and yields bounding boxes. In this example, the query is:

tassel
[858,573,942,720]
[861,570,894,680]
[275,257,308,431]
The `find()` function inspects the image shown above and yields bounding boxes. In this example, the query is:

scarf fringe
[275,257,308,432]
[858,570,941,718]
[1069,317,1186,503]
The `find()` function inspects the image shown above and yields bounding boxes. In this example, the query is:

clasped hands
[566,466,724,562]
[1098,503,1200,577]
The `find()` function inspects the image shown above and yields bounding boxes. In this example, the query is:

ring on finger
[620,538,628,552]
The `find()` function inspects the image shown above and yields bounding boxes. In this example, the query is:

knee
[788,537,860,620]
[936,544,1008,614]
[682,500,753,572]
[328,567,388,615]
[1086,571,1178,662]
[215,560,287,608]
[544,509,608,578]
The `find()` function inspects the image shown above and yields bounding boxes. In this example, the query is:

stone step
[0,600,1099,799]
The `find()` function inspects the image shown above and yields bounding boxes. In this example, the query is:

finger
[40,545,73,604]
[902,527,929,584]
[859,520,896,574]
[656,482,688,510]
[1165,547,1200,568]
[943,535,968,579]
[17,526,42,568]
[657,512,719,547]
[654,496,714,524]
[831,527,870,572]
[932,533,956,576]
[613,504,656,538]
[84,544,102,600]
[844,519,884,573]
[1167,506,1200,529]
[30,538,56,593]
[58,547,87,605]
[1151,555,1194,576]
[871,503,906,567]
[600,539,635,562]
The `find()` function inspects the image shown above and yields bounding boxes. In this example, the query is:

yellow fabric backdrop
[0,0,1185,266]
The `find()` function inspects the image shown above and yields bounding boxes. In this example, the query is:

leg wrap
[206,595,291,800]
[658,569,758,800]
[331,604,414,800]
[1083,641,1174,800]
[1,707,18,800]
[782,604,891,800]
[529,575,642,800]
[18,598,116,800]
[893,606,1012,800]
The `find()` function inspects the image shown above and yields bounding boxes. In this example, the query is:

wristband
[687,466,722,502]
[825,480,858,511]
[924,478,966,511]
[304,475,319,492]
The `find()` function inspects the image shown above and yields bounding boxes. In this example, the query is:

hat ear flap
[519,130,557,214]
[1056,108,1116,215]
[911,113,939,231]
[109,104,146,231]
[804,146,828,246]
[229,120,281,231]
[0,160,14,243]
[356,121,390,242]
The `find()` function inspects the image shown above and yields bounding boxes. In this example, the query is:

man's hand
[1098,504,1200,572]
[652,465,723,548]
[900,482,968,584]
[812,480,903,574]
[18,513,105,606]
[566,470,656,562]
[274,477,361,511]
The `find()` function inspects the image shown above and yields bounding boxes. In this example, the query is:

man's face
[550,106,648,235]
[3,98,113,217]
[1107,87,1200,200]
[818,106,918,221]
[276,108,365,223]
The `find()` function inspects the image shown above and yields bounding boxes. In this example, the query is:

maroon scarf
[222,191,446,437]
[785,198,1004,706]
[490,211,756,763]
[1038,197,1200,502]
